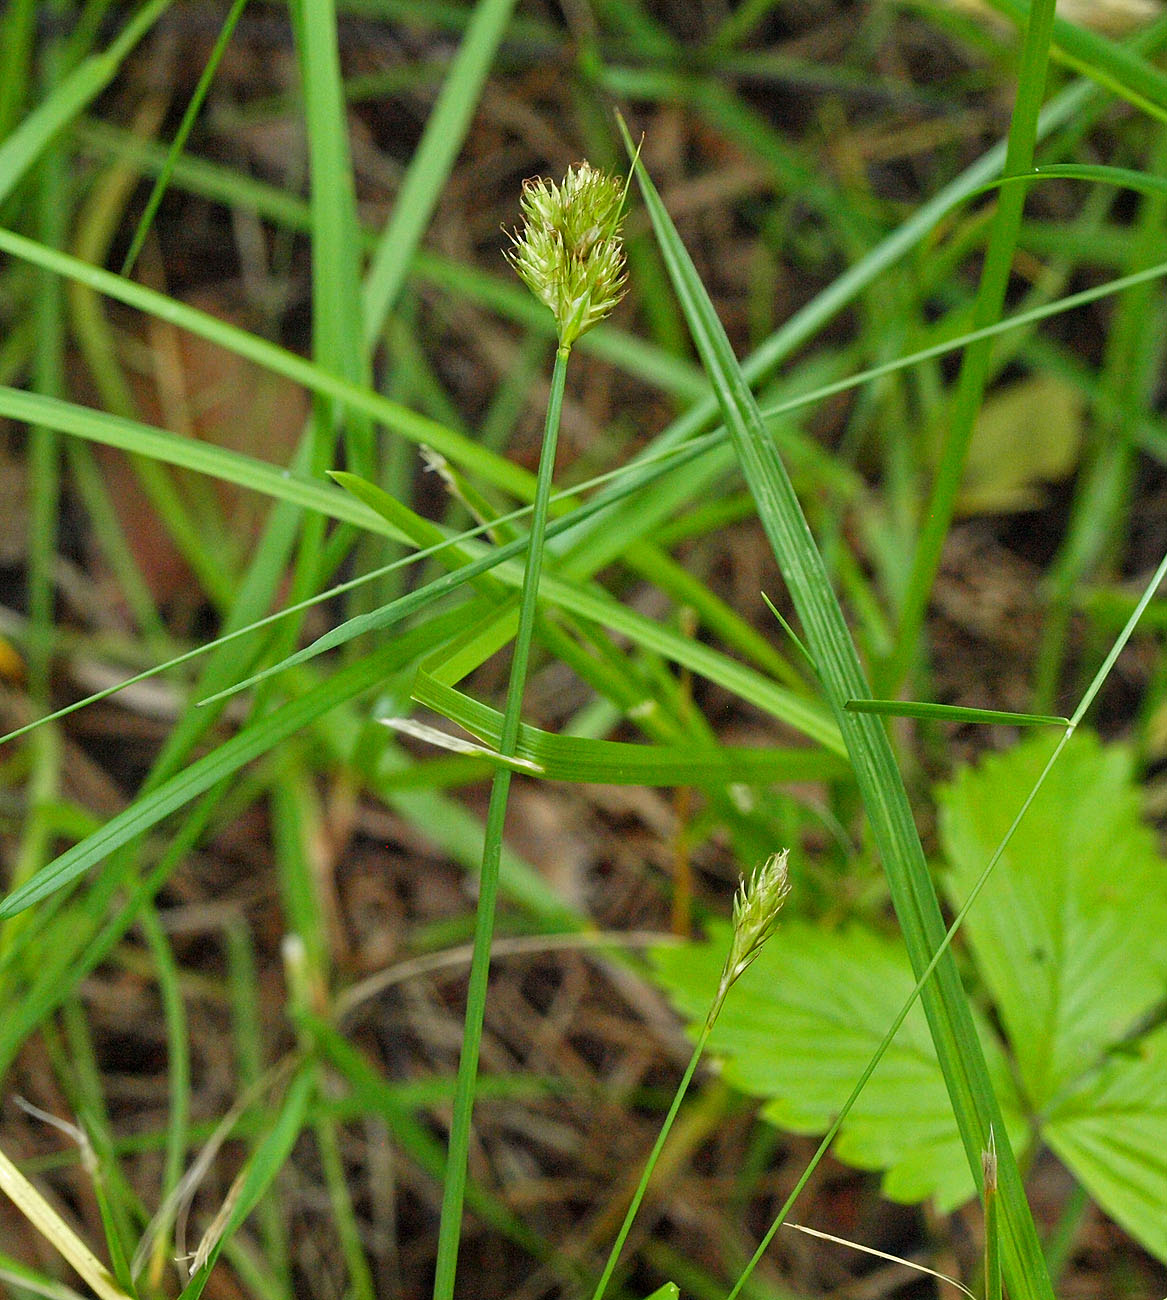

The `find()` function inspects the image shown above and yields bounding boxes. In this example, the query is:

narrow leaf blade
[624,124,1054,1300]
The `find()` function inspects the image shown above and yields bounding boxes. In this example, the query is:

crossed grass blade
[621,122,1056,1300]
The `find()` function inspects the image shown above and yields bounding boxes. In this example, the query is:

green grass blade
[844,701,1069,726]
[0,386,402,535]
[0,0,171,205]
[362,0,518,338]
[0,644,405,919]
[1000,161,1167,200]
[886,0,1060,691]
[136,907,189,1285]
[0,0,36,142]
[625,130,1055,1300]
[293,0,372,471]
[411,674,849,784]
[120,0,250,276]
[224,921,293,1294]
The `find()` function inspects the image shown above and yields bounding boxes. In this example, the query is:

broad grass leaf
[650,920,1027,1211]
[410,673,848,787]
[938,730,1167,1109]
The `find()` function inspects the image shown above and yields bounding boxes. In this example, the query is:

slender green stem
[591,1004,722,1300]
[431,344,571,1300]
[120,0,250,277]
[137,905,189,1287]
[985,1173,1002,1300]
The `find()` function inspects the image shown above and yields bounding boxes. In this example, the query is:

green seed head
[506,162,628,348]
[722,849,791,991]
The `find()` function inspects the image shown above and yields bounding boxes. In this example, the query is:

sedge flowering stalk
[591,851,791,1300]
[432,162,628,1300]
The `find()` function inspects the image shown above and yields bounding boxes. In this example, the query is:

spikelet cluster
[506,162,628,347]
[720,849,791,995]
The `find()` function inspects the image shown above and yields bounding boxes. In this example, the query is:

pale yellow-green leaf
[958,374,1084,515]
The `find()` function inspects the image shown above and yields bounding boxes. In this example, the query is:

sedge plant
[5,4,1167,1292]
[431,160,630,1300]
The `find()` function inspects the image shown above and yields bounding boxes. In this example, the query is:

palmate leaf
[652,730,1167,1262]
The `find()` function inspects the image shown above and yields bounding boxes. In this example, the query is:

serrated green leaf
[938,730,1167,1109]
[650,921,1027,1212]
[937,730,1167,1265]
[655,730,1167,1262]
[1043,1023,1167,1263]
